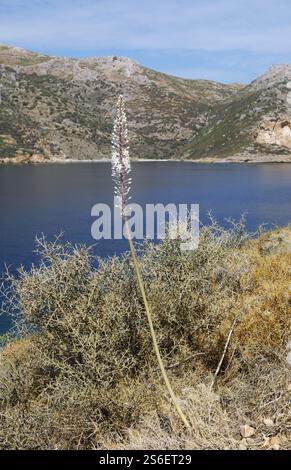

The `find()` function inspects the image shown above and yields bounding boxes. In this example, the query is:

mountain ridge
[0,44,291,163]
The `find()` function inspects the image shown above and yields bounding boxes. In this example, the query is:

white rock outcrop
[255,119,291,148]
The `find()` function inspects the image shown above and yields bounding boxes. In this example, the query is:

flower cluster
[111,94,132,214]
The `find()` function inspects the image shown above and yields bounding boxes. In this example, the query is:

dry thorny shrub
[0,222,290,449]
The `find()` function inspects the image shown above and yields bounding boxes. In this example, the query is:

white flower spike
[111,94,131,214]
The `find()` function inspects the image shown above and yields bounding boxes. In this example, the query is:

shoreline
[1,155,291,165]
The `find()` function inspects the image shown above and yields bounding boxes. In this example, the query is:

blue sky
[0,0,290,83]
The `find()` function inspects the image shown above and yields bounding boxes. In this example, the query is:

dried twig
[210,315,238,390]
[154,352,206,372]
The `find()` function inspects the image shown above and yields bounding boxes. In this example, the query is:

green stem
[124,219,190,429]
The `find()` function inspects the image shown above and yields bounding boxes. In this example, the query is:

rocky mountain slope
[0,44,291,162]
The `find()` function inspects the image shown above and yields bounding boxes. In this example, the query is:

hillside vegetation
[0,45,291,162]
[0,224,290,450]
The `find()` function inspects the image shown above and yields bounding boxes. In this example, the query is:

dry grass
[0,223,290,450]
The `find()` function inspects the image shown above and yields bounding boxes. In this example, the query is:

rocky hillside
[0,44,291,162]
[184,65,291,161]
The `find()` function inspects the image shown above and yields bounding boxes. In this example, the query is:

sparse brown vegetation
[0,223,290,450]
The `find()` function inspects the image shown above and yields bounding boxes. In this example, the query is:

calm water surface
[0,162,290,332]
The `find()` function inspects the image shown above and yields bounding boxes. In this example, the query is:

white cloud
[0,0,290,82]
[0,0,291,54]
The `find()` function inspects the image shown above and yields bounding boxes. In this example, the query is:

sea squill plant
[111,94,190,428]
